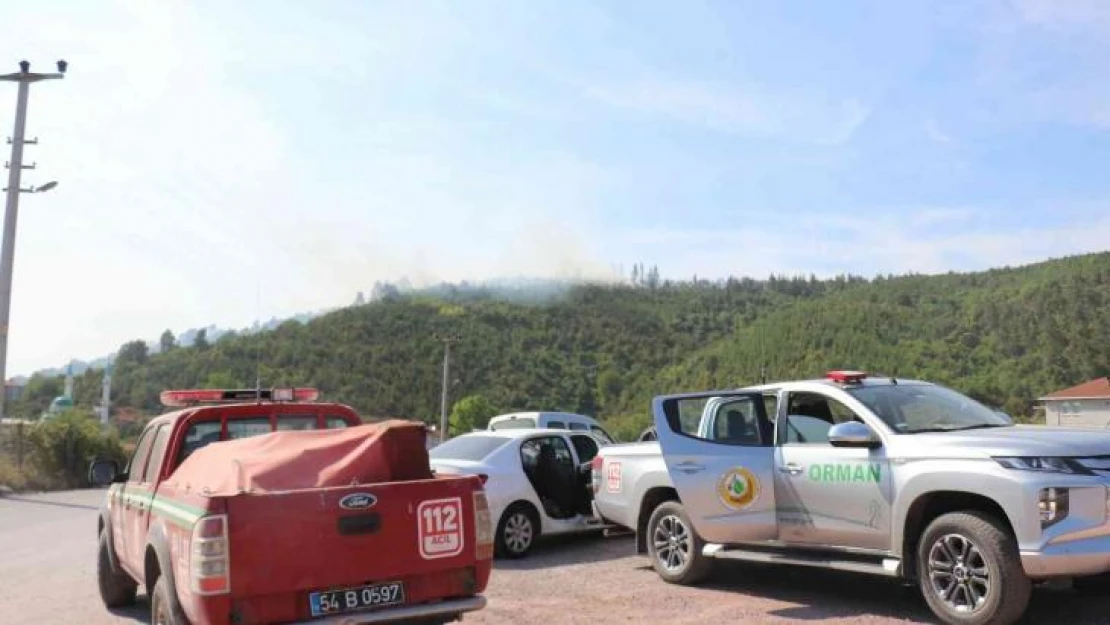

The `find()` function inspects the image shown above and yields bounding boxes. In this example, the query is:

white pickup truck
[591,371,1110,625]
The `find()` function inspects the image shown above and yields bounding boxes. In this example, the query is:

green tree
[202,371,240,389]
[449,394,497,435]
[194,329,209,350]
[159,329,176,353]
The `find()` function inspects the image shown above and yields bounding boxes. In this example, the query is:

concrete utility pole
[0,59,66,419]
[435,333,460,443]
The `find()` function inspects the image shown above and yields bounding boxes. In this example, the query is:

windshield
[849,384,1014,434]
[429,435,510,461]
[488,417,536,430]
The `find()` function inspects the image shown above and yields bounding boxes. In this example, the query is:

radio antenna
[254,280,263,401]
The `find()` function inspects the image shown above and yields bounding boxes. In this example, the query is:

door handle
[673,461,706,474]
[778,463,804,476]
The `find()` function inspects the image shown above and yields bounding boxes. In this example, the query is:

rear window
[177,420,222,465]
[325,416,349,429]
[489,417,536,430]
[568,422,588,431]
[430,435,510,461]
[277,415,317,431]
[227,417,271,440]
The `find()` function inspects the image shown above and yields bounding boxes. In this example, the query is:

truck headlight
[993,456,1088,475]
[1039,487,1069,528]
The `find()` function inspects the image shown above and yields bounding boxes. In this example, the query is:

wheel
[151,576,188,625]
[1073,572,1110,595]
[916,511,1030,625]
[645,500,712,585]
[97,532,137,608]
[495,503,538,559]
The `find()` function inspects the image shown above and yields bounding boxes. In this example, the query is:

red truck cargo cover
[169,419,433,497]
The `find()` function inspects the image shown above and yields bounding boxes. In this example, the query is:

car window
[782,392,860,444]
[489,417,536,430]
[127,426,158,483]
[177,420,222,467]
[763,393,779,422]
[325,416,349,429]
[568,422,588,431]
[710,399,763,446]
[590,425,615,444]
[277,415,317,431]
[547,420,566,429]
[141,424,171,483]
[570,434,600,463]
[520,435,574,468]
[429,435,509,461]
[227,417,272,440]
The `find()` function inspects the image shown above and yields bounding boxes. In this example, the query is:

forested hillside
[14,253,1109,440]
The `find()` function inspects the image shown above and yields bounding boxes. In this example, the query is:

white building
[1041,377,1110,427]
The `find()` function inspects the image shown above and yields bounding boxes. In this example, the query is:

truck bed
[221,476,486,623]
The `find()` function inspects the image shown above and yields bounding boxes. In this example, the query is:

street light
[0,60,65,419]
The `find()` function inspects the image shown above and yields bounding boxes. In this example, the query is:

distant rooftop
[1040,377,1110,401]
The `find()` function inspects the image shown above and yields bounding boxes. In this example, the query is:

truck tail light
[190,514,230,595]
[590,456,604,494]
[473,491,494,561]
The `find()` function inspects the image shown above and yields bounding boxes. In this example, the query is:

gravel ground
[3,489,1109,624]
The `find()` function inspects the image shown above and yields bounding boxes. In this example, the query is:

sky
[1,0,1109,375]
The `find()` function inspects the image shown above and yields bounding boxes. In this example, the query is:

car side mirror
[88,460,122,487]
[828,421,882,449]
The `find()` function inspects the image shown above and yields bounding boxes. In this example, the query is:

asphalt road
[4,489,1110,624]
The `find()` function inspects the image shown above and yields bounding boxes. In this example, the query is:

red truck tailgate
[224,475,487,621]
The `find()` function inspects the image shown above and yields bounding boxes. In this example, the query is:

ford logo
[339,493,377,510]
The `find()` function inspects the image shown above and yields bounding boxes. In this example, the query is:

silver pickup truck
[590,370,1110,625]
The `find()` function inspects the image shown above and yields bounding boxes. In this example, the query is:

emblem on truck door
[716,467,761,511]
[339,493,378,510]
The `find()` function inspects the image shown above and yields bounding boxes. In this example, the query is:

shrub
[25,410,127,489]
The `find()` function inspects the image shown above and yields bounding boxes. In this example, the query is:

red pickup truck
[90,388,493,625]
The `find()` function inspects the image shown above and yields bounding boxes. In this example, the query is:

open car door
[652,391,777,545]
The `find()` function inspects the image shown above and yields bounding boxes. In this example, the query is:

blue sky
[2,0,1109,373]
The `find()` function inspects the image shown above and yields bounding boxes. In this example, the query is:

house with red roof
[1040,377,1110,427]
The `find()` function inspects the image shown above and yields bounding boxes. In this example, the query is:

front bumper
[1022,537,1110,579]
[290,596,487,624]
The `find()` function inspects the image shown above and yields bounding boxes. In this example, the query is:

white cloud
[582,76,872,145]
[925,118,954,143]
[618,209,1110,280]
[1013,0,1110,29]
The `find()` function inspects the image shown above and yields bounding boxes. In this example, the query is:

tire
[1073,572,1110,595]
[496,503,539,559]
[97,532,137,608]
[150,576,189,625]
[645,500,712,585]
[915,511,1030,625]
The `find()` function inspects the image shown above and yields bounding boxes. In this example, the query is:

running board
[703,544,902,578]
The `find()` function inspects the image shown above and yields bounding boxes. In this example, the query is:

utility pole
[0,60,66,419]
[434,333,460,443]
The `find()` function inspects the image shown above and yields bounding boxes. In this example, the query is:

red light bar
[826,370,867,384]
[160,387,320,407]
[292,388,319,402]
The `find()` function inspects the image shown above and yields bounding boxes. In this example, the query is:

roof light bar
[826,370,868,384]
[160,387,320,407]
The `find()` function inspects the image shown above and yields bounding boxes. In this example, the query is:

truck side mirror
[88,459,122,487]
[828,421,882,449]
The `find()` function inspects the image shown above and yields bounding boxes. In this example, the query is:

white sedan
[429,428,609,558]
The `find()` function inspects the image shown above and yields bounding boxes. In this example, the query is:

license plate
[309,581,405,617]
